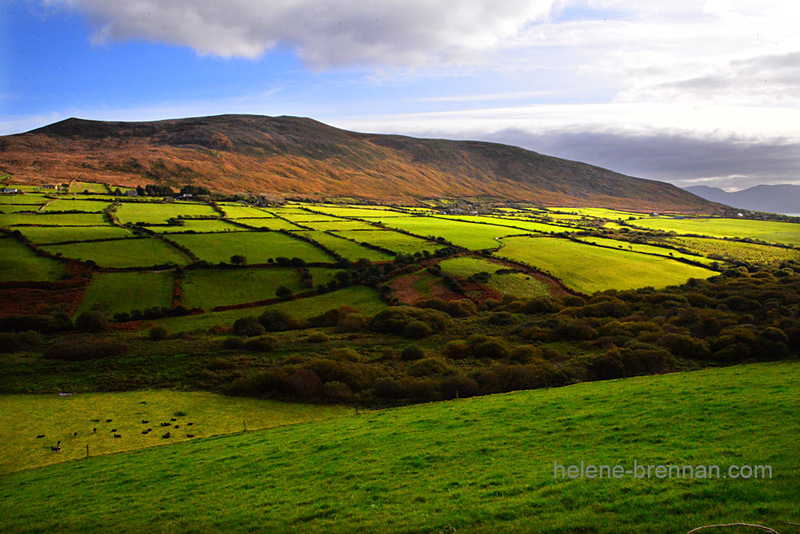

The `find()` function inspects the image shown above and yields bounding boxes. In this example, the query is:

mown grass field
[68,181,109,194]
[577,235,718,265]
[628,217,800,245]
[295,230,393,262]
[663,236,800,264]
[168,231,335,264]
[0,212,108,226]
[145,219,239,233]
[0,390,352,475]
[547,207,647,219]
[43,238,191,268]
[77,271,174,316]
[448,215,571,235]
[217,204,274,218]
[41,199,111,212]
[496,236,717,293]
[157,285,385,333]
[0,238,66,282]
[181,267,303,310]
[1,361,797,533]
[377,216,529,250]
[439,256,551,298]
[0,194,50,205]
[312,206,407,218]
[227,217,303,231]
[333,229,442,255]
[16,225,136,244]
[115,202,218,225]
[301,219,378,231]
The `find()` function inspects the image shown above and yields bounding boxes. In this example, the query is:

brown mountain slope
[0,114,718,211]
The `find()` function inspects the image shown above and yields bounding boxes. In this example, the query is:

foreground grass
[1,361,798,533]
[0,391,352,475]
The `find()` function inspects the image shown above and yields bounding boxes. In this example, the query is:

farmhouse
[1,188,21,194]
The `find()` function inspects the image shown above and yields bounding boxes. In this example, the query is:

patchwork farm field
[115,202,218,225]
[168,231,335,264]
[181,267,304,310]
[1,362,797,533]
[0,212,108,226]
[333,229,442,255]
[0,237,66,282]
[295,230,394,261]
[628,216,800,245]
[496,236,716,293]
[301,219,378,231]
[17,225,136,244]
[663,236,800,264]
[438,256,552,298]
[0,390,351,474]
[77,271,174,316]
[217,204,274,218]
[145,219,239,233]
[42,199,111,212]
[377,216,530,250]
[43,238,191,268]
[576,235,717,265]
[229,217,303,231]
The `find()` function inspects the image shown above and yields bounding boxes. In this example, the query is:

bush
[443,340,472,360]
[524,297,560,314]
[409,356,451,377]
[243,335,278,352]
[555,319,598,340]
[323,381,353,401]
[336,313,368,333]
[259,309,298,331]
[305,332,329,343]
[0,332,21,353]
[75,311,108,333]
[233,316,266,337]
[148,325,169,340]
[403,320,432,339]
[401,344,426,361]
[369,306,451,336]
[487,312,516,326]
[222,337,245,350]
[276,286,294,300]
[328,347,361,362]
[438,375,480,399]
[473,337,510,359]
[44,337,128,361]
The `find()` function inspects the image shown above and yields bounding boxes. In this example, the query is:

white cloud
[44,0,557,68]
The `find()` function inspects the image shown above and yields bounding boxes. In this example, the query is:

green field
[145,219,239,233]
[181,267,303,310]
[301,220,379,231]
[628,217,800,245]
[313,206,408,218]
[664,236,800,264]
[42,199,111,212]
[43,238,191,268]
[0,213,108,226]
[496,236,716,293]
[448,215,571,235]
[68,181,109,194]
[577,235,718,265]
[229,217,303,231]
[157,285,385,333]
[0,194,51,205]
[296,231,393,261]
[168,231,335,264]
[0,391,351,474]
[116,202,218,225]
[217,204,275,218]
[547,207,648,219]
[77,271,175,316]
[377,216,529,250]
[439,256,551,298]
[0,203,46,213]
[333,229,442,255]
[1,361,796,532]
[0,238,66,282]
[17,225,136,244]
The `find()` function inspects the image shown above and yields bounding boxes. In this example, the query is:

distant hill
[0,114,719,212]
[686,184,800,215]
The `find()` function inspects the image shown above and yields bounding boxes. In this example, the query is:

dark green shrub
[290,369,323,398]
[409,356,451,377]
[403,320,432,339]
[443,340,472,360]
[148,325,169,340]
[233,316,266,337]
[323,381,353,401]
[17,330,44,348]
[401,344,426,361]
[308,306,357,327]
[657,333,710,359]
[305,332,329,343]
[329,347,361,361]
[259,309,297,331]
[222,337,245,350]
[524,297,560,314]
[0,333,21,353]
[555,319,598,340]
[488,311,517,326]
[75,311,108,333]
[473,337,510,359]
[509,344,540,363]
[276,286,294,300]
[44,337,128,361]
[369,306,451,336]
[336,313,368,333]
[243,335,278,352]
[438,375,480,399]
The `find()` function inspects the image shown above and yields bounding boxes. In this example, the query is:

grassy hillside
[1,361,797,533]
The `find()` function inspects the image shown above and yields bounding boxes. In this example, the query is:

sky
[2,0,800,191]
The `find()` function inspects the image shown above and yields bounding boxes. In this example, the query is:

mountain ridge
[1,114,719,212]
[686,184,800,215]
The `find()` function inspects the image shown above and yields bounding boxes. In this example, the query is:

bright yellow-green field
[663,236,800,264]
[628,217,800,246]
[0,391,352,474]
[496,236,716,293]
[576,235,718,265]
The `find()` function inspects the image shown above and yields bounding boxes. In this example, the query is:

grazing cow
[162,432,171,439]
[187,422,194,426]
[111,429,117,432]
[160,422,171,427]
[73,432,78,437]
[106,419,112,422]
[113,434,121,438]
[93,428,97,432]
[174,425,180,429]
[51,441,61,452]
[187,434,195,438]
[170,418,177,422]
[142,420,149,424]
[141,430,149,434]
[36,434,45,439]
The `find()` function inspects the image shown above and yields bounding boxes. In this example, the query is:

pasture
[0,361,796,532]
[145,219,239,233]
[295,230,393,262]
[438,256,551,298]
[663,236,800,264]
[181,267,303,310]
[217,204,275,218]
[0,237,66,282]
[115,202,218,225]
[229,217,303,231]
[0,204,46,213]
[628,217,800,245]
[68,181,109,194]
[16,225,136,245]
[42,238,191,268]
[576,235,717,265]
[156,285,385,333]
[168,231,335,264]
[312,206,408,218]
[496,236,716,293]
[77,271,174,316]
[41,199,111,212]
[301,219,379,231]
[448,215,573,234]
[332,229,442,255]
[376,216,529,250]
[0,212,108,226]
[0,391,350,475]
